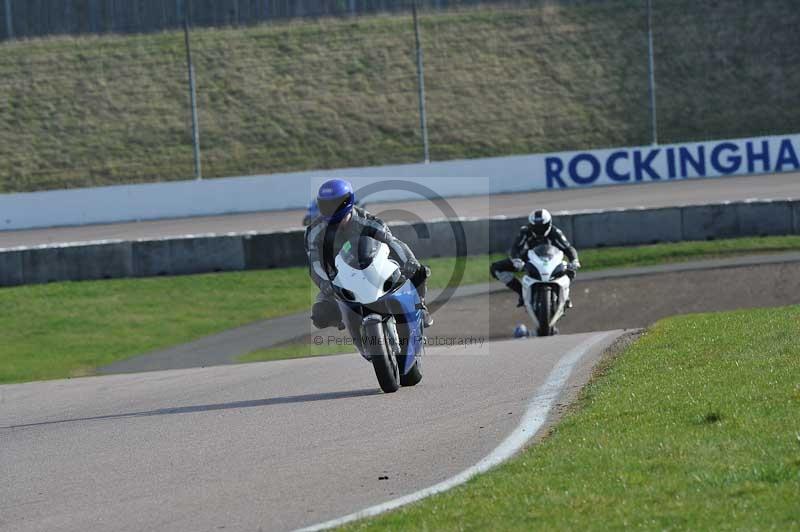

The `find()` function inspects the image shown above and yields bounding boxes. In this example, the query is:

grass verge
[0,267,309,384]
[1,235,799,384]
[343,305,800,530]
[576,235,800,272]
[238,342,356,364]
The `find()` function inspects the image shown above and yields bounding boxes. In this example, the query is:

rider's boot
[419,300,434,327]
[507,279,524,307]
[415,273,434,328]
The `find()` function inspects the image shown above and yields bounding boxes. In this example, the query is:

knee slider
[312,299,340,328]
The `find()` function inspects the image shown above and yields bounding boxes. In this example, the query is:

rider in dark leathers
[305,179,432,329]
[490,209,580,307]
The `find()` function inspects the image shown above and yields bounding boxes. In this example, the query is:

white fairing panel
[527,247,563,281]
[521,245,572,329]
[332,243,399,304]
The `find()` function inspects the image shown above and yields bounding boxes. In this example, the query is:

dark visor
[318,192,353,217]
[530,221,550,234]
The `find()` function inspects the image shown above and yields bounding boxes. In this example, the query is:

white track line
[297,330,618,532]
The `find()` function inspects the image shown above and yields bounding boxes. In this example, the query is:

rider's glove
[511,258,525,271]
[319,279,334,296]
[402,260,421,279]
[567,260,580,280]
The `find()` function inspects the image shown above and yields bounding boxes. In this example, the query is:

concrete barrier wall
[0,199,797,287]
[243,231,307,270]
[1,133,797,231]
[572,207,684,248]
[0,249,23,286]
[794,201,800,235]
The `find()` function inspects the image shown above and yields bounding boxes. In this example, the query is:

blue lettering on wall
[568,153,601,185]
[634,149,661,181]
[775,139,800,171]
[666,148,677,178]
[679,146,706,177]
[545,157,567,188]
[710,142,742,174]
[605,151,630,182]
[746,141,770,173]
[544,136,798,189]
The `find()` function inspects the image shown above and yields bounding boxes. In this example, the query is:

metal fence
[1,0,555,41]
[0,0,798,192]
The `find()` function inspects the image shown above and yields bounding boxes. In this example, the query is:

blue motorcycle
[302,200,320,226]
[331,237,424,393]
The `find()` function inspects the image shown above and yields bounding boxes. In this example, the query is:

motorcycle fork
[383,317,402,357]
[358,314,401,360]
[355,314,378,362]
[532,283,566,320]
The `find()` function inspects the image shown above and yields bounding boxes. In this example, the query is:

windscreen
[340,237,381,270]
[532,244,559,261]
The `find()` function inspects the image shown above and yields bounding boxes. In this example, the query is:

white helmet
[528,209,552,237]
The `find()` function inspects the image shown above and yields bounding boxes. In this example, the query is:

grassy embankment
[344,305,800,530]
[1,0,798,191]
[1,235,799,384]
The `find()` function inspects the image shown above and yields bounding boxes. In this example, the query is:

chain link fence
[0,0,548,39]
[0,0,798,192]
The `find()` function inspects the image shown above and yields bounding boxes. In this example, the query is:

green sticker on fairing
[342,241,352,253]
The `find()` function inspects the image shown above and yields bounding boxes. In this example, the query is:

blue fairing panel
[390,280,423,373]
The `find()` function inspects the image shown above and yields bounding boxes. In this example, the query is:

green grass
[238,342,356,364]
[1,0,798,191]
[2,235,800,384]
[344,306,800,530]
[0,267,311,384]
[441,235,800,288]
[577,235,800,271]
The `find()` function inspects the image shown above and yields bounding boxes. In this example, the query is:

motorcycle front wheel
[364,320,400,393]
[398,324,424,386]
[535,286,554,337]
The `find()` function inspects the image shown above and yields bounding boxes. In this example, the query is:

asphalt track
[99,253,800,374]
[1,172,799,248]
[3,216,799,531]
[4,257,796,531]
[0,331,621,532]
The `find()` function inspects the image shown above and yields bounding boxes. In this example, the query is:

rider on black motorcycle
[490,208,581,307]
[305,179,433,329]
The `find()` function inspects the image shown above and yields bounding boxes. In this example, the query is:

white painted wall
[1,133,798,231]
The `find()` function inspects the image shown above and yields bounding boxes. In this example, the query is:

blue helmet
[513,324,530,338]
[317,179,355,223]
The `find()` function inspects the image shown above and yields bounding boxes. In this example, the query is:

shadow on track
[2,388,380,430]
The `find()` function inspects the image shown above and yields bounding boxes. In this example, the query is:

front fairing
[332,242,398,304]
[527,246,565,281]
[337,279,422,373]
